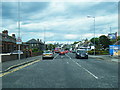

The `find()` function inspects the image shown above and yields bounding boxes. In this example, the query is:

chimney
[12,34,15,38]
[40,39,42,42]
[2,30,8,35]
[37,39,39,42]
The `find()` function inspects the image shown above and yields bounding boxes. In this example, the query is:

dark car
[75,49,88,59]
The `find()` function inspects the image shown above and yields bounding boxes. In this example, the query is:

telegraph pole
[17,0,22,60]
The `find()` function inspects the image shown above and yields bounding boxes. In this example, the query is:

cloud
[1,2,118,43]
[64,34,79,40]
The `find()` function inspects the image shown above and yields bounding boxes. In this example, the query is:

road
[2,53,118,88]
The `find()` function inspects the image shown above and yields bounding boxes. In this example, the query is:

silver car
[42,50,54,59]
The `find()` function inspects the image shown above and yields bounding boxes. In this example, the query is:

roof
[26,39,44,44]
[26,39,37,44]
[0,33,16,43]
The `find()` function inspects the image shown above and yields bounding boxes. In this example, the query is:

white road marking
[53,54,59,60]
[71,60,98,79]
[65,54,72,59]
[67,62,69,64]
[61,56,64,58]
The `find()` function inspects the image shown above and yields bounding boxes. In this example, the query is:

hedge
[88,50,109,55]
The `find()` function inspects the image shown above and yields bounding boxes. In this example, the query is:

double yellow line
[0,59,40,77]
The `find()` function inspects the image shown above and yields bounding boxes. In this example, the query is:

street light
[87,15,96,55]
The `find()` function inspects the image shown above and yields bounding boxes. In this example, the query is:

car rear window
[77,50,86,53]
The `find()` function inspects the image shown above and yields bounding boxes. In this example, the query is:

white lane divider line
[65,54,72,59]
[67,62,69,64]
[71,60,98,79]
[61,56,64,58]
[53,54,59,60]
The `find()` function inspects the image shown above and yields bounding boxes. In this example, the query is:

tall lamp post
[87,15,96,55]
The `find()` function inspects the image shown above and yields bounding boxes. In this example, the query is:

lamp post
[87,15,96,55]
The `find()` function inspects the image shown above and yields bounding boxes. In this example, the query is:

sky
[0,0,119,44]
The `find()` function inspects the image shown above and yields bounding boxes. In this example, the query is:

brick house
[0,30,29,53]
[0,30,16,53]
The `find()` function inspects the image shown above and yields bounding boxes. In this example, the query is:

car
[75,49,88,59]
[54,50,60,53]
[64,50,69,53]
[10,50,23,54]
[42,50,54,59]
[59,50,66,55]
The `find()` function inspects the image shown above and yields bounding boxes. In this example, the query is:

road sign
[16,37,22,44]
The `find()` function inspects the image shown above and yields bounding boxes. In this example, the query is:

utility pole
[17,0,22,60]
[87,15,96,55]
[110,26,111,33]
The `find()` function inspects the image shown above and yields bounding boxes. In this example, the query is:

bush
[88,50,109,55]
[32,48,39,52]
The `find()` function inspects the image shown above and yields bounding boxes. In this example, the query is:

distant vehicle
[54,47,61,53]
[42,50,54,59]
[59,50,66,55]
[10,50,23,54]
[75,49,88,59]
[64,50,69,53]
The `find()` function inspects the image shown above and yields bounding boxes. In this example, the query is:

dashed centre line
[65,54,72,59]
[71,59,98,79]
[53,54,59,60]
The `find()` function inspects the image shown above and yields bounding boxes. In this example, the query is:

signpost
[109,45,120,56]
[16,37,22,60]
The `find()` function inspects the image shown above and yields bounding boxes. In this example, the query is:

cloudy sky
[1,0,118,44]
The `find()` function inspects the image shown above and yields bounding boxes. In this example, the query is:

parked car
[10,50,23,54]
[75,49,88,59]
[42,50,54,59]
[59,50,66,55]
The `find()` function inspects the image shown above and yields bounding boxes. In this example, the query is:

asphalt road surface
[2,53,118,88]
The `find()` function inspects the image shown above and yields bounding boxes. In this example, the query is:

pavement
[89,55,120,62]
[1,55,42,73]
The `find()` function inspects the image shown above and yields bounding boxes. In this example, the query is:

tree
[90,37,99,46]
[99,35,112,49]
[73,41,79,45]
[47,44,55,50]
[117,36,120,41]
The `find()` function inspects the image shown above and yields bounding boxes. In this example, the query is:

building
[26,39,45,51]
[0,30,16,53]
[0,30,29,53]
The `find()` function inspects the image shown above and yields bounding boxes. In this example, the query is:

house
[0,30,16,53]
[0,30,29,53]
[26,39,45,51]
